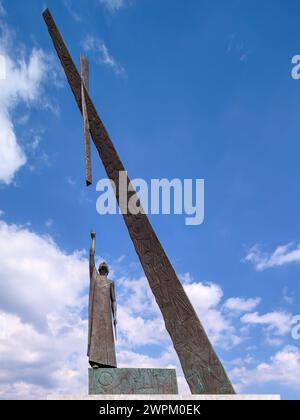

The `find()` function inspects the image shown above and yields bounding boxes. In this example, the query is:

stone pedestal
[88,368,178,395]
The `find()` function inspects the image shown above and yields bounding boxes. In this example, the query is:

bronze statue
[88,230,117,368]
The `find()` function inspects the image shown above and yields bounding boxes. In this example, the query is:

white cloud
[241,311,292,337]
[0,105,26,184]
[224,297,261,313]
[99,0,126,13]
[116,276,171,350]
[185,281,223,309]
[81,36,125,76]
[0,310,88,399]
[230,346,300,392]
[244,243,300,271]
[117,347,175,369]
[179,272,193,284]
[118,276,160,318]
[0,221,89,398]
[118,308,167,347]
[0,221,87,330]
[184,282,243,348]
[0,17,57,184]
[0,54,5,79]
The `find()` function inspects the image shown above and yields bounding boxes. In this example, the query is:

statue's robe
[87,266,117,367]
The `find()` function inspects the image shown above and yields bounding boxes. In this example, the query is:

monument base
[47,394,281,400]
[88,368,178,395]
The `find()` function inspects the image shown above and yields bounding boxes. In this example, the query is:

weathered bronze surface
[43,8,235,394]
[80,55,92,186]
[89,368,178,395]
[88,231,117,368]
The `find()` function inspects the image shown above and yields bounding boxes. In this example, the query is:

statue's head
[99,261,109,276]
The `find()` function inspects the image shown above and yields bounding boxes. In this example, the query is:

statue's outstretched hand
[91,229,96,239]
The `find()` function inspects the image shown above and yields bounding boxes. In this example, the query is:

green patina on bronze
[89,368,178,395]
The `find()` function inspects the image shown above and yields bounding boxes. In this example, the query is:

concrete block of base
[88,368,178,395]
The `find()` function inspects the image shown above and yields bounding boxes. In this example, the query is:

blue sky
[0,0,300,399]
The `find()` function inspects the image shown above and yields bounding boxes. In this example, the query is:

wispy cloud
[117,255,126,263]
[67,176,76,186]
[81,35,125,76]
[241,311,292,337]
[99,0,127,13]
[63,0,81,22]
[45,219,54,229]
[224,297,261,313]
[282,287,294,305]
[0,1,6,17]
[227,33,250,63]
[244,243,300,271]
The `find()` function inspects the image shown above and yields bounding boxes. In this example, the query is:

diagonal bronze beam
[80,55,92,186]
[43,8,235,394]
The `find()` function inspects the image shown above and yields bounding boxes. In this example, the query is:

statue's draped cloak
[87,269,117,367]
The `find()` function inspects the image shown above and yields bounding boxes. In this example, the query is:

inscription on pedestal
[89,368,178,395]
